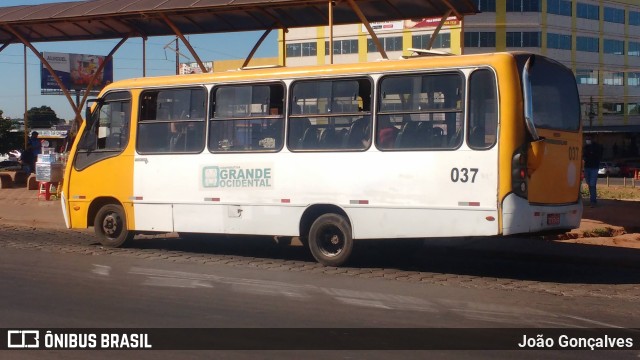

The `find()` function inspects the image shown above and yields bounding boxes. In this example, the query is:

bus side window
[288,78,372,151]
[139,87,206,154]
[377,72,463,151]
[209,83,284,152]
[468,69,498,149]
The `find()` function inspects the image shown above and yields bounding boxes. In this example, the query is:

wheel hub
[103,214,118,236]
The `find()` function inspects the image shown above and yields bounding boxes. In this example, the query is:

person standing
[18,144,35,174]
[29,131,42,158]
[583,136,602,207]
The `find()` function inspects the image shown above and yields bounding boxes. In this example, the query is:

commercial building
[279,0,640,160]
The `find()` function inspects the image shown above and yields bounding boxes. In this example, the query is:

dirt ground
[553,198,640,249]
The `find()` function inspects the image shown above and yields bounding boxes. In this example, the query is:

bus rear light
[485,216,495,221]
[512,145,529,199]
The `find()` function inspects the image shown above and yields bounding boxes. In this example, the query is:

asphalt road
[1,225,639,359]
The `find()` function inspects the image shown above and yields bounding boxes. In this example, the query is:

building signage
[404,16,460,29]
[179,62,213,74]
[362,21,404,33]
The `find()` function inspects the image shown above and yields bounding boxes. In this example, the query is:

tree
[0,113,24,154]
[26,106,61,129]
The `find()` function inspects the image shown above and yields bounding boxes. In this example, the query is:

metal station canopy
[0,0,478,43]
[0,0,478,126]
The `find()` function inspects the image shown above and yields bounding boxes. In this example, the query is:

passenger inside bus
[377,116,399,149]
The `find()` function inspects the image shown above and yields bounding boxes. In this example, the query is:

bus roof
[104,52,525,92]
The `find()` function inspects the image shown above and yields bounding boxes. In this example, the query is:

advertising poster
[41,52,114,92]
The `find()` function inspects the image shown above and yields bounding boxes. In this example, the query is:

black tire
[94,204,134,247]
[308,213,353,267]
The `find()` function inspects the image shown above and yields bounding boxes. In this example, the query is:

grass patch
[582,227,616,238]
[582,184,640,200]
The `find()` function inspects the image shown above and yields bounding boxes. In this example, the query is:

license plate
[547,214,560,226]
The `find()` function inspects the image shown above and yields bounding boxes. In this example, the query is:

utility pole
[175,36,179,75]
[163,37,190,75]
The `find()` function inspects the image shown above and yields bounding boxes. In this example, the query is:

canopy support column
[23,45,28,148]
[329,0,334,64]
[345,0,387,60]
[77,36,129,122]
[427,10,453,50]
[3,24,80,122]
[161,14,208,73]
[142,37,147,77]
[242,28,272,69]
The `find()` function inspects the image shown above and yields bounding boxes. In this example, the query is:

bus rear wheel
[94,204,133,248]
[308,214,353,267]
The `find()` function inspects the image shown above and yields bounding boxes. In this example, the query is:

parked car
[598,162,620,177]
[618,160,640,178]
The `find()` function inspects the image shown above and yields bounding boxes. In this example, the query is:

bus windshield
[515,54,580,132]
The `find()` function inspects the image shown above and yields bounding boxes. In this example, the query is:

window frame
[466,68,499,151]
[376,70,466,152]
[136,86,208,155]
[288,76,373,152]
[208,82,286,153]
[75,90,132,171]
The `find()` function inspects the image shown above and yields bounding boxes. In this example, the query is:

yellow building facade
[279,0,640,158]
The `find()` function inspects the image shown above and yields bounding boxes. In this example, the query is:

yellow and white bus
[61,52,582,266]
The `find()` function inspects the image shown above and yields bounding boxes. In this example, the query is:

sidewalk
[0,186,65,229]
[1,186,640,267]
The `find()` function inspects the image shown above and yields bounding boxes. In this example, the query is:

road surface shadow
[124,232,640,285]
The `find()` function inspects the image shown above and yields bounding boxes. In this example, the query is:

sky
[0,0,279,122]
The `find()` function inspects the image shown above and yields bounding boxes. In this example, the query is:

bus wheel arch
[90,198,134,248]
[300,204,354,267]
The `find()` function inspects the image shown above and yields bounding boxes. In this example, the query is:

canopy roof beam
[0,41,10,53]
[161,13,208,73]
[76,35,129,124]
[427,9,453,50]
[242,28,273,69]
[345,0,387,60]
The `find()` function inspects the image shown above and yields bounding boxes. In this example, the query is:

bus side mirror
[527,138,546,175]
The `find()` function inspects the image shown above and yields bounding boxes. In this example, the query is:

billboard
[180,61,213,74]
[41,52,114,93]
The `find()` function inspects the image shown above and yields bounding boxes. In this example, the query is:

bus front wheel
[94,204,133,248]
[308,214,353,267]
